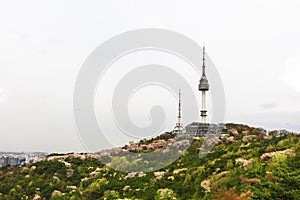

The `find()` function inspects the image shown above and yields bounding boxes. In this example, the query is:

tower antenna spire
[178,88,181,118]
[202,45,206,77]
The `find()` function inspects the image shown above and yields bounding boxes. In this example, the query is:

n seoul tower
[198,46,209,123]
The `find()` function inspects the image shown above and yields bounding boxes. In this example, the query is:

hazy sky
[1,0,300,152]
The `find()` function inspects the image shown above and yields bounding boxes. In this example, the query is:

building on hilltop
[185,122,222,137]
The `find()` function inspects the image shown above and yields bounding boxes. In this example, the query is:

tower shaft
[201,91,207,123]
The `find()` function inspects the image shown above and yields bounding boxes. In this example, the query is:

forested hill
[0,124,299,200]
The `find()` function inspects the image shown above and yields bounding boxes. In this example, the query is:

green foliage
[0,124,299,199]
[155,188,177,200]
[103,190,119,199]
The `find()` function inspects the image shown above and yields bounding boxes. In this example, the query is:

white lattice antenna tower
[174,89,183,133]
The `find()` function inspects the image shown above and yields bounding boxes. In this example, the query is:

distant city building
[0,152,46,167]
[0,156,25,167]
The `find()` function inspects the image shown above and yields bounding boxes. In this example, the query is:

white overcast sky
[1,0,300,152]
